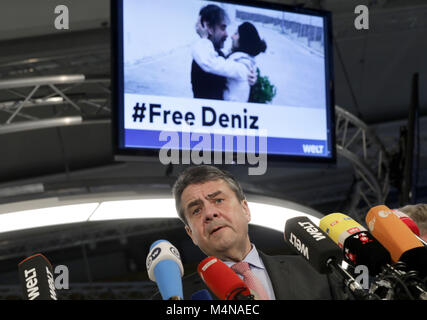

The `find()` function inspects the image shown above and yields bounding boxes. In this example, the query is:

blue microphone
[146,240,184,300]
[191,289,213,300]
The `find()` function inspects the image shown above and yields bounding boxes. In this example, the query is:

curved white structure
[0,195,321,234]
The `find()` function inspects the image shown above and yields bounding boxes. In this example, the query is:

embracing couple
[191,4,267,103]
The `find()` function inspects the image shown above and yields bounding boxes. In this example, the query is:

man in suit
[191,5,228,100]
[150,165,349,300]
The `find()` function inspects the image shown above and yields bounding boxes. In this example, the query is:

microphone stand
[326,258,379,300]
[371,262,427,300]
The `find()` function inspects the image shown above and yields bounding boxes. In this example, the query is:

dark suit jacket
[151,251,349,300]
[191,48,227,100]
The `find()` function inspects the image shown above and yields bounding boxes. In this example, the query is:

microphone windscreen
[343,231,391,275]
[197,257,251,300]
[18,253,57,300]
[319,213,391,275]
[191,289,213,300]
[366,205,424,262]
[146,240,184,300]
[392,209,421,236]
[319,213,367,248]
[284,216,343,274]
[398,246,427,278]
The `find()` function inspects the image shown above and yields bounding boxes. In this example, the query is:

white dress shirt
[223,244,276,300]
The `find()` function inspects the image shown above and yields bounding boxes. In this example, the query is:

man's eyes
[191,199,224,215]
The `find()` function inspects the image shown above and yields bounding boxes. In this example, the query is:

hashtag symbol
[132,102,146,122]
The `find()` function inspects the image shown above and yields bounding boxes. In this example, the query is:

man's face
[181,179,251,259]
[207,20,228,49]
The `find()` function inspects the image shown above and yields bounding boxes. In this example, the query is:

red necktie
[231,262,270,300]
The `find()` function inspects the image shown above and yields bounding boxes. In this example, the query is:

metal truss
[0,74,111,134]
[335,105,390,222]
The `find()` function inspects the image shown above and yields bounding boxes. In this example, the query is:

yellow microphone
[319,213,366,248]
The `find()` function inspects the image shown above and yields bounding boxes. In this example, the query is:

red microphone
[392,209,420,236]
[197,257,255,300]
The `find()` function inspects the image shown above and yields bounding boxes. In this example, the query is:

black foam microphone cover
[18,253,57,300]
[284,216,343,274]
[399,246,427,278]
[343,231,392,275]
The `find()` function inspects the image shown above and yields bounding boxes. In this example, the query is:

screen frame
[111,0,336,165]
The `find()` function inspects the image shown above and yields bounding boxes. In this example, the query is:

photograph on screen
[117,0,333,159]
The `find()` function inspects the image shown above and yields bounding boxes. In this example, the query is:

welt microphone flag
[284,216,343,274]
[18,253,57,300]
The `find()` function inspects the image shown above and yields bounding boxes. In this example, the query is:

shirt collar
[223,244,265,270]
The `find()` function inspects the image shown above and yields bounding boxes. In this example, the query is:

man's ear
[241,199,251,222]
[206,24,214,37]
[185,224,198,246]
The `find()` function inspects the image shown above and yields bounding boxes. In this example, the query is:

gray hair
[172,165,245,225]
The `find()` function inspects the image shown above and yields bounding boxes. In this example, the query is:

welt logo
[302,144,324,154]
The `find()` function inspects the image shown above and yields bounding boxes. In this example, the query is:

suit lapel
[258,251,294,300]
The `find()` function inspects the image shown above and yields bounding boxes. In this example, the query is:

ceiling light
[0,203,98,234]
[0,198,321,234]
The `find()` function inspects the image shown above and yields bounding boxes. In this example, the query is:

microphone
[18,253,57,300]
[197,256,255,300]
[319,213,391,275]
[191,289,213,300]
[392,209,420,236]
[318,210,427,299]
[284,216,343,274]
[146,240,184,300]
[366,205,427,279]
[392,209,427,246]
[284,216,371,299]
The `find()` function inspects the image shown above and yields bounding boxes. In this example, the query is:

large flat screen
[112,0,335,167]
